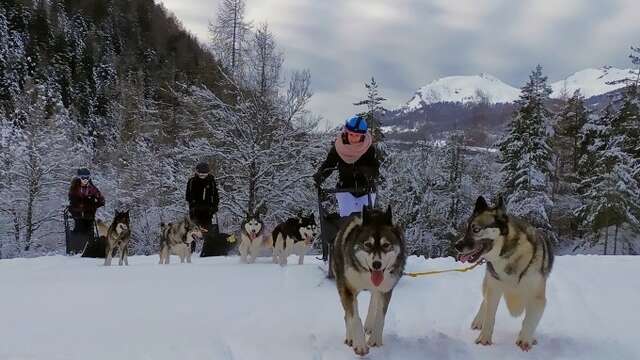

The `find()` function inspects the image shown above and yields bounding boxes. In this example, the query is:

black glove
[313,172,324,187]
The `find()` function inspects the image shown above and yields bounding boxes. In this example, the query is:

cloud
[157,0,640,127]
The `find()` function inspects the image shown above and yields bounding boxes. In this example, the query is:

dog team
[67,114,554,354]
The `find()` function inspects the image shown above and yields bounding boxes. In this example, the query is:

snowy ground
[1,254,639,360]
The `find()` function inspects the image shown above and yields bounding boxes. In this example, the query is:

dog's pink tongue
[371,271,384,287]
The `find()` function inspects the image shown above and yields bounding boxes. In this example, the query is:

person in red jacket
[68,168,105,236]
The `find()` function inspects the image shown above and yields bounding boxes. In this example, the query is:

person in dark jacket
[186,162,220,229]
[314,115,380,216]
[68,168,105,235]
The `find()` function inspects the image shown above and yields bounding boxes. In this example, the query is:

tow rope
[403,259,485,278]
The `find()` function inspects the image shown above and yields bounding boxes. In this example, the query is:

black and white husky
[271,212,318,266]
[238,213,268,263]
[332,205,406,356]
[159,216,206,264]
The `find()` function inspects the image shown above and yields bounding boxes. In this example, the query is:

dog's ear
[474,196,489,213]
[385,205,393,225]
[392,224,404,244]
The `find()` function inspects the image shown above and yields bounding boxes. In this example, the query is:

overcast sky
[158,0,640,128]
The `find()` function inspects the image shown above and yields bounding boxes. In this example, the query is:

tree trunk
[613,224,619,255]
[603,225,608,255]
[25,172,36,252]
[247,160,257,214]
[231,4,238,77]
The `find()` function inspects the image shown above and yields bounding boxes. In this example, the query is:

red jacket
[69,182,105,219]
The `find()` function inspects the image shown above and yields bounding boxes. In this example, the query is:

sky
[158,0,640,128]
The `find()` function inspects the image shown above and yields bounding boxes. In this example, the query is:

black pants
[73,218,94,237]
[189,206,213,229]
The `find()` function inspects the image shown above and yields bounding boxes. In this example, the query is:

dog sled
[200,214,234,257]
[316,175,375,279]
[63,207,106,257]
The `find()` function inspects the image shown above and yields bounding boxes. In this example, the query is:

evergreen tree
[498,65,554,230]
[246,22,283,100]
[209,0,251,81]
[554,90,589,176]
[576,106,640,254]
[354,77,387,143]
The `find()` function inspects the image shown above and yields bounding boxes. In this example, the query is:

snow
[380,125,419,134]
[550,67,633,99]
[402,73,521,111]
[1,254,639,359]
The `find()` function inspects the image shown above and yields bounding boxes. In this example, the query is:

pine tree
[554,90,589,176]
[209,0,251,81]
[498,65,554,230]
[354,77,387,143]
[246,22,283,100]
[576,106,640,254]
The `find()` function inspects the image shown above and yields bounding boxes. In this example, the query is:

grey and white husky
[455,196,554,352]
[332,205,406,356]
[97,210,131,266]
[238,213,269,263]
[159,216,206,264]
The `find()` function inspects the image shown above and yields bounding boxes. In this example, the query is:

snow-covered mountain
[399,67,634,112]
[402,73,521,112]
[550,67,634,99]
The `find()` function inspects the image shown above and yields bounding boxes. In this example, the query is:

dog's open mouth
[370,270,384,287]
[304,233,313,244]
[458,240,491,263]
[191,233,201,243]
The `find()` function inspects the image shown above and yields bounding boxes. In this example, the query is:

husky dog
[455,196,554,352]
[238,213,269,263]
[99,210,131,266]
[332,205,406,356]
[271,212,318,266]
[159,217,206,264]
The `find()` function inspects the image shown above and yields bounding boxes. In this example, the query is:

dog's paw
[352,341,369,356]
[367,332,383,347]
[475,332,493,346]
[471,318,483,330]
[516,334,537,352]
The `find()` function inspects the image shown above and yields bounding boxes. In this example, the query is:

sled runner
[64,207,105,257]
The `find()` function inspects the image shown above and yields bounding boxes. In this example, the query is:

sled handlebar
[318,187,374,194]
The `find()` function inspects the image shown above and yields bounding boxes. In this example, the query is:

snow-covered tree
[498,65,554,231]
[1,78,88,256]
[179,84,324,226]
[576,106,640,254]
